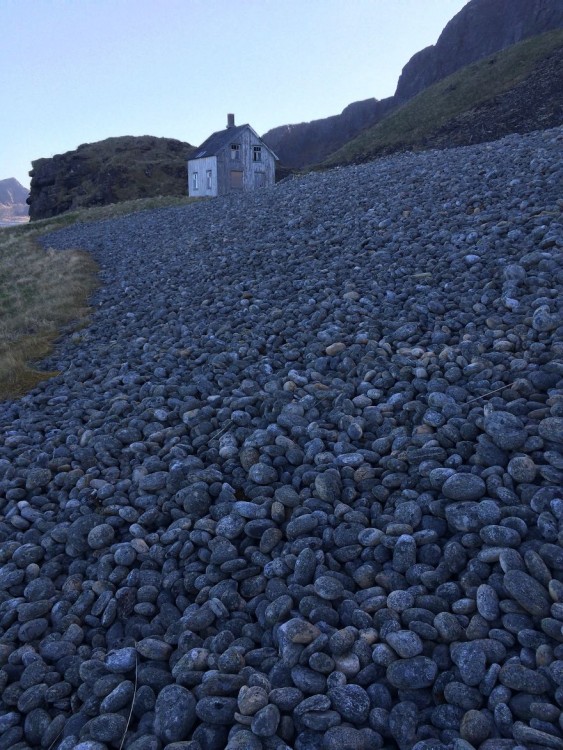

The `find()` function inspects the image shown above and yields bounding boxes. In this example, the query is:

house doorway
[230,170,243,189]
[254,172,266,188]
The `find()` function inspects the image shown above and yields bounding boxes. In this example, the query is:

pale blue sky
[1,0,468,188]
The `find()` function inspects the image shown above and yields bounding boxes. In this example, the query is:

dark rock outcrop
[262,97,394,170]
[27,135,195,221]
[328,34,563,167]
[395,0,563,103]
[263,0,563,169]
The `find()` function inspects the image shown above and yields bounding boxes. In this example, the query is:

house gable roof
[192,124,278,160]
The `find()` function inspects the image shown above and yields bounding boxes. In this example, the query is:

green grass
[25,194,199,231]
[0,194,196,399]
[324,28,563,166]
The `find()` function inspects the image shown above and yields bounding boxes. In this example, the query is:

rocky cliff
[323,31,563,168]
[263,0,563,169]
[394,0,563,103]
[262,98,395,170]
[0,178,29,223]
[28,136,195,221]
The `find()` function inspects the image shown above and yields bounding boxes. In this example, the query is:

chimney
[227,113,235,128]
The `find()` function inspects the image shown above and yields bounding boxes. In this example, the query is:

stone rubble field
[0,127,562,750]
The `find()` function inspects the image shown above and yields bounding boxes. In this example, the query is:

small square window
[192,171,198,190]
[231,144,241,160]
[253,146,262,162]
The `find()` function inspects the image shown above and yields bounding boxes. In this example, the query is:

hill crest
[28,135,195,221]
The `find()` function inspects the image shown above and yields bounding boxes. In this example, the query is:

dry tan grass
[0,194,201,400]
[0,227,99,400]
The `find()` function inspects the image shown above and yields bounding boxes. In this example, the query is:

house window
[231,144,240,160]
[192,171,198,190]
[253,146,262,162]
[206,170,212,190]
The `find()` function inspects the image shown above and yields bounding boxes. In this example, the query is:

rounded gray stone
[483,411,526,451]
[386,656,438,689]
[503,569,551,618]
[442,473,486,501]
[154,685,197,741]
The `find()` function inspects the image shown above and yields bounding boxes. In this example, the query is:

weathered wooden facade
[187,114,277,198]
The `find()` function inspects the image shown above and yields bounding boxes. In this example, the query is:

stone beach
[0,127,562,750]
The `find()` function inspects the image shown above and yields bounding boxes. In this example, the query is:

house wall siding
[190,126,276,198]
[217,128,276,196]
[187,155,217,197]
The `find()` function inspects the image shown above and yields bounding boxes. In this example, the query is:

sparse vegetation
[25,194,198,232]
[28,135,195,220]
[324,28,563,166]
[0,195,197,399]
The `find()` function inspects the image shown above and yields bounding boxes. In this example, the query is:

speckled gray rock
[387,656,438,689]
[503,569,551,617]
[483,411,527,450]
[154,685,196,742]
[442,473,486,501]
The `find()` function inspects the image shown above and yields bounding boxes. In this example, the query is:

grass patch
[26,194,199,229]
[0,194,199,400]
[324,28,563,166]
[0,228,98,399]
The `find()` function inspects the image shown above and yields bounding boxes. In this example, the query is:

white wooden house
[187,114,277,198]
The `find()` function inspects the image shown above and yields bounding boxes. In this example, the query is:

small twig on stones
[466,383,512,404]
[47,727,64,750]
[119,646,138,750]
[209,419,234,444]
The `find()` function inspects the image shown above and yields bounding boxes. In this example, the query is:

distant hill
[28,135,195,221]
[262,0,563,169]
[323,28,563,167]
[0,178,29,224]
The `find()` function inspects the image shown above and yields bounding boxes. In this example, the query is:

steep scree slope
[0,127,562,750]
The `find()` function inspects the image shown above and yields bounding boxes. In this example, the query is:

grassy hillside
[28,135,196,220]
[0,195,196,399]
[324,28,563,166]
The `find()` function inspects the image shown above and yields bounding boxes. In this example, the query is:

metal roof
[192,124,278,160]
[194,125,249,158]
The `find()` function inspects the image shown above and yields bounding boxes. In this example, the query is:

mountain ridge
[0,177,29,224]
[323,28,563,167]
[262,0,563,168]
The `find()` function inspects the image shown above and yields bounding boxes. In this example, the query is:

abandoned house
[187,114,278,198]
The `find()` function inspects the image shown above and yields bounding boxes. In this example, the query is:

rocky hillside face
[0,178,29,223]
[262,0,563,169]
[28,136,195,221]
[263,98,395,170]
[394,0,563,103]
[417,42,563,153]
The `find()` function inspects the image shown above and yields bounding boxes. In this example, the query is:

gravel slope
[0,128,562,750]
